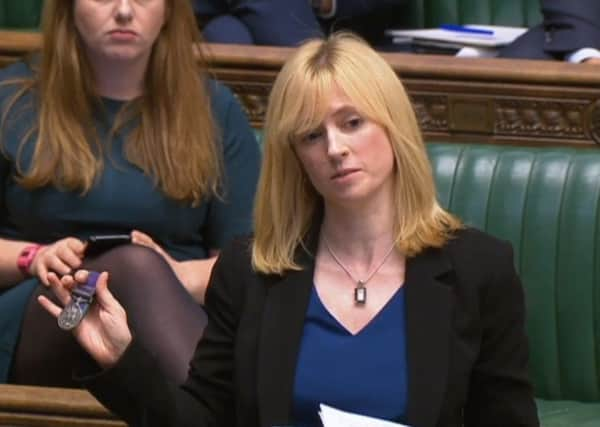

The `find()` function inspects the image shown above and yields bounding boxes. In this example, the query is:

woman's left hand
[130,230,217,304]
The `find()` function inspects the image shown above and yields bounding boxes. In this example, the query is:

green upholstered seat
[427,143,600,426]
[537,399,600,427]
[398,0,542,28]
[0,0,43,30]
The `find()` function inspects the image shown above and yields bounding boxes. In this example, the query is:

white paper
[386,25,528,47]
[318,403,410,427]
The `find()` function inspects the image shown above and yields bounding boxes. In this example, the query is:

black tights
[9,245,207,387]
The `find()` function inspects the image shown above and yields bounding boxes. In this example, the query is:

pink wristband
[17,244,44,276]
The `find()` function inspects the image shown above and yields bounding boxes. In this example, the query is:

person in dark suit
[194,0,406,47]
[499,0,600,64]
[40,34,539,427]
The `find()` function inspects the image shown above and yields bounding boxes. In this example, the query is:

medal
[57,302,85,330]
[57,271,100,331]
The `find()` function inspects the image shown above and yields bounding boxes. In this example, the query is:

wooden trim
[0,384,125,426]
[0,31,599,148]
[2,31,600,86]
[204,42,600,85]
[0,30,40,54]
[207,44,600,147]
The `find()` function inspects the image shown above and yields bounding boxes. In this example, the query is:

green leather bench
[0,0,541,31]
[398,0,542,28]
[428,143,600,427]
[0,0,42,30]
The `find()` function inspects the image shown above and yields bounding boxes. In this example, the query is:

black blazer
[499,0,600,60]
[87,228,539,427]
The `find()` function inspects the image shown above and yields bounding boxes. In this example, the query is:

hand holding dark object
[31,234,131,285]
[30,237,86,285]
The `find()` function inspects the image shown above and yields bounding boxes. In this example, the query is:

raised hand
[30,237,86,285]
[38,270,132,369]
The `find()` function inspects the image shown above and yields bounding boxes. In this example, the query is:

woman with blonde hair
[0,0,260,386]
[42,34,538,426]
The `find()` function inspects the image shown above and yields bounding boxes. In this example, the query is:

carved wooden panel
[495,99,587,140]
[411,95,449,133]
[223,81,271,128]
[587,100,600,144]
[1,31,600,149]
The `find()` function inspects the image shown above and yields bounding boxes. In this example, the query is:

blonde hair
[252,33,461,274]
[3,0,220,204]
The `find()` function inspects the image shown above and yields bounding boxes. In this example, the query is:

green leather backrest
[0,0,43,29]
[0,0,540,30]
[427,143,600,402]
[398,0,542,28]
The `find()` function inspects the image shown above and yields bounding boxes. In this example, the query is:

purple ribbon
[72,271,100,299]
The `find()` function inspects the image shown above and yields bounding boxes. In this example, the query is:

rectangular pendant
[354,286,367,305]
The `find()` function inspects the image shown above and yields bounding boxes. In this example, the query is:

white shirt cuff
[566,48,600,63]
[456,46,499,58]
[316,0,337,19]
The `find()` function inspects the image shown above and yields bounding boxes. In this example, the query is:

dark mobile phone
[85,234,132,257]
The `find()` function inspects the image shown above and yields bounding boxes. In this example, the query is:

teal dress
[0,61,261,381]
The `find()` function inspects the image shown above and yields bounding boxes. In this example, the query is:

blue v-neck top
[292,285,408,427]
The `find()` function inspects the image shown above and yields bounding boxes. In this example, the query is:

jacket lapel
[256,239,456,427]
[404,247,454,427]
[257,250,315,427]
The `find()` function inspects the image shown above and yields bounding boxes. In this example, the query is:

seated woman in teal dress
[0,0,260,386]
[41,34,538,426]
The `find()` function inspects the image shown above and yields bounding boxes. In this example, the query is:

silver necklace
[322,236,397,305]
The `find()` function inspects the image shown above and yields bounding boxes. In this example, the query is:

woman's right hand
[30,237,86,285]
[38,270,132,370]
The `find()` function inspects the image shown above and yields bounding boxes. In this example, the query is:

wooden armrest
[0,384,126,427]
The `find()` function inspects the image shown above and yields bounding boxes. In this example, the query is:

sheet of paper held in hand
[386,25,527,47]
[318,404,410,427]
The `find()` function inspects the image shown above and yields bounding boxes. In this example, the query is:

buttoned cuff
[566,48,600,63]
